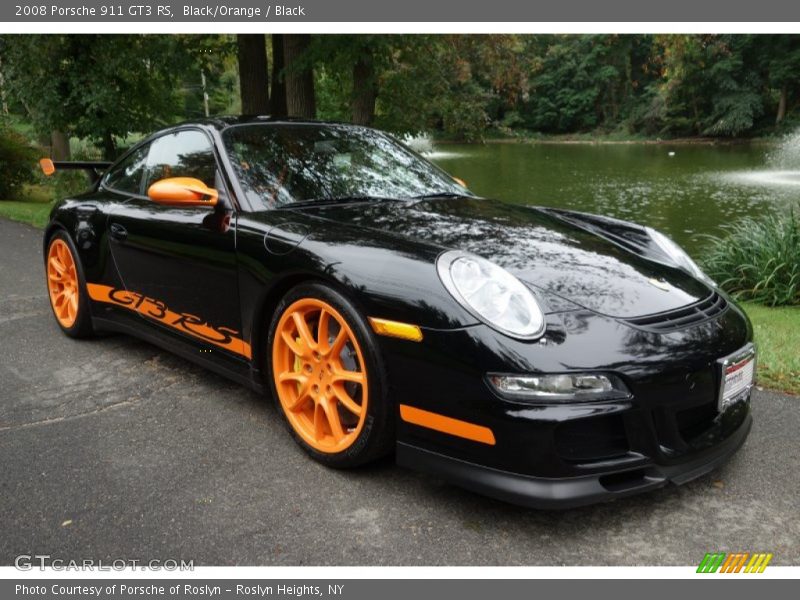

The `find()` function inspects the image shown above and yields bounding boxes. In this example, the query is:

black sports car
[42,117,755,508]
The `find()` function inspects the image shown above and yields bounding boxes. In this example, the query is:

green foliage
[523,36,637,132]
[312,35,428,131]
[372,35,526,140]
[701,208,800,306]
[0,34,226,159]
[314,65,353,123]
[180,35,238,118]
[652,36,765,137]
[312,33,800,141]
[3,33,800,145]
[0,127,37,199]
[54,154,98,200]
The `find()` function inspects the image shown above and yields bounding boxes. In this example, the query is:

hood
[296,197,712,319]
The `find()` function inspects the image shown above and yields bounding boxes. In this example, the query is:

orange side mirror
[147,177,218,207]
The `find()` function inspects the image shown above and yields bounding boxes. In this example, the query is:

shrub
[701,208,800,306]
[35,141,103,201]
[0,128,37,199]
[52,169,92,200]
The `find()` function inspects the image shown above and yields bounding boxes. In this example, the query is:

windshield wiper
[279,196,405,209]
[409,192,471,200]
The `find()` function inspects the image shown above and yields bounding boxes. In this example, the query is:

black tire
[266,282,394,468]
[44,230,94,338]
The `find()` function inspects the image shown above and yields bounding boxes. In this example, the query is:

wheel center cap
[309,359,331,384]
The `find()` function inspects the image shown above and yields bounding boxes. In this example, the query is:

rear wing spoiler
[39,158,113,184]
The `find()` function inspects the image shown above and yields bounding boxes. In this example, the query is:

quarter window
[103,145,149,195]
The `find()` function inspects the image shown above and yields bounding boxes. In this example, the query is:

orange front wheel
[269,283,393,467]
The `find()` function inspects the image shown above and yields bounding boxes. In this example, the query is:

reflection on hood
[303,197,711,318]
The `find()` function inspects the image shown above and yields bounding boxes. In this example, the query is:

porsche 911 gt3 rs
[41,117,755,508]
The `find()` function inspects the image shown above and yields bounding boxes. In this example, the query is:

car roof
[109,117,378,175]
[169,115,362,133]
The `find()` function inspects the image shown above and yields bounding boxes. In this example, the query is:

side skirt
[92,316,265,394]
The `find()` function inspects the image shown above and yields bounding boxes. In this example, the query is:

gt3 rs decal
[86,283,252,359]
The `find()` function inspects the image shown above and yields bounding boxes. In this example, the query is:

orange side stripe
[399,405,496,445]
[87,283,252,359]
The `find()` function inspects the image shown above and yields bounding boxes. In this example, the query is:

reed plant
[702,207,800,306]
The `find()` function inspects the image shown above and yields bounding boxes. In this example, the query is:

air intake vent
[625,292,729,333]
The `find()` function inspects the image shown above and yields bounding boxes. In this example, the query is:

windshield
[222,123,469,208]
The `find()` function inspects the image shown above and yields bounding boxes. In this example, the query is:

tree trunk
[51,130,71,161]
[283,34,316,118]
[352,53,377,126]
[692,97,701,135]
[36,132,50,149]
[237,34,270,115]
[0,54,8,118]
[270,34,287,117]
[776,84,788,124]
[102,131,116,161]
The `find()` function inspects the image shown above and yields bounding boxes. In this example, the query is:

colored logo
[697,552,773,573]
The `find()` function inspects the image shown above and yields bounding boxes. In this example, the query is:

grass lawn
[0,199,53,228]
[742,303,800,395]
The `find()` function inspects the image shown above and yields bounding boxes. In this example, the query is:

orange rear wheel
[272,298,369,454]
[47,238,80,329]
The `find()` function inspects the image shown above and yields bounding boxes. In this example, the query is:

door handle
[109,223,128,241]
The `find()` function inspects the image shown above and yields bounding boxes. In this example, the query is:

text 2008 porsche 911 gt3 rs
[41,117,755,508]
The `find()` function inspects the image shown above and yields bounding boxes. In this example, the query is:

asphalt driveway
[0,217,797,566]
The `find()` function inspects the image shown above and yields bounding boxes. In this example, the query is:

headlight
[487,373,630,403]
[645,227,715,285]
[436,250,545,339]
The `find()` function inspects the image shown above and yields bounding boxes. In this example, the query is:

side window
[103,145,149,195]
[145,130,217,191]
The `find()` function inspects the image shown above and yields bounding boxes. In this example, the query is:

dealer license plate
[718,344,756,413]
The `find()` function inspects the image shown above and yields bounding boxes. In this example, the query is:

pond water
[428,138,800,256]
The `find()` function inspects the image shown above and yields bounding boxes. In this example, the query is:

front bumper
[383,302,754,508]
[397,410,751,509]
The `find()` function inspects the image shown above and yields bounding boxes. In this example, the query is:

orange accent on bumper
[86,283,252,359]
[399,404,496,445]
[368,317,423,342]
